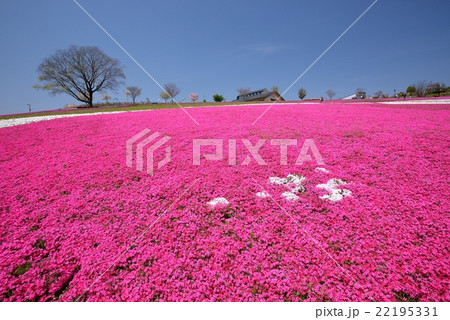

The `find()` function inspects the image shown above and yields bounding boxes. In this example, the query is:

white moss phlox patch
[256,191,270,198]
[320,189,352,202]
[316,178,346,190]
[269,174,305,186]
[269,173,306,201]
[315,167,330,173]
[281,191,300,201]
[316,178,351,202]
[207,197,229,207]
[269,177,287,185]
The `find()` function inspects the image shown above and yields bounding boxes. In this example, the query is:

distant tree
[101,93,112,104]
[272,86,279,92]
[237,88,251,95]
[33,45,125,108]
[298,88,307,100]
[189,93,199,102]
[373,91,383,99]
[163,83,180,102]
[126,86,142,103]
[213,94,225,102]
[427,82,443,96]
[413,81,431,97]
[406,86,416,97]
[325,89,336,100]
[160,91,170,102]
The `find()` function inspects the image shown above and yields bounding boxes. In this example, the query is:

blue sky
[0,0,449,114]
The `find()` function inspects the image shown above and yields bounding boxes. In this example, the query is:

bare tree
[163,83,180,102]
[126,86,142,103]
[414,81,432,97]
[101,93,112,104]
[237,88,251,95]
[373,91,383,99]
[160,91,170,103]
[33,45,125,108]
[298,88,307,100]
[325,89,336,100]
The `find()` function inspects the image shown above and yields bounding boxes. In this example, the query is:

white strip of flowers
[0,111,132,129]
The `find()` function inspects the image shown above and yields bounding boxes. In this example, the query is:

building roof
[342,93,357,100]
[236,88,280,101]
[342,92,367,99]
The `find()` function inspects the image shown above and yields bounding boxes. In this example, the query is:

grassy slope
[4,97,448,120]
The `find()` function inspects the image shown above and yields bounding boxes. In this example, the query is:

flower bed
[0,102,448,301]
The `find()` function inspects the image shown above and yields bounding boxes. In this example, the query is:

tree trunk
[88,92,94,108]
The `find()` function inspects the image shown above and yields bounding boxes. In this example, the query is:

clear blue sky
[0,0,449,114]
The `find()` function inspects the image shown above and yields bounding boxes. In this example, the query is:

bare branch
[413,80,432,97]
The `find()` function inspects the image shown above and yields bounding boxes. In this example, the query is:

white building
[342,92,366,100]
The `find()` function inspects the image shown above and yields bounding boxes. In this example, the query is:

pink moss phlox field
[0,102,449,301]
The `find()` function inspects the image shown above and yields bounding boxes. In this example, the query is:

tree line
[34,45,449,107]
